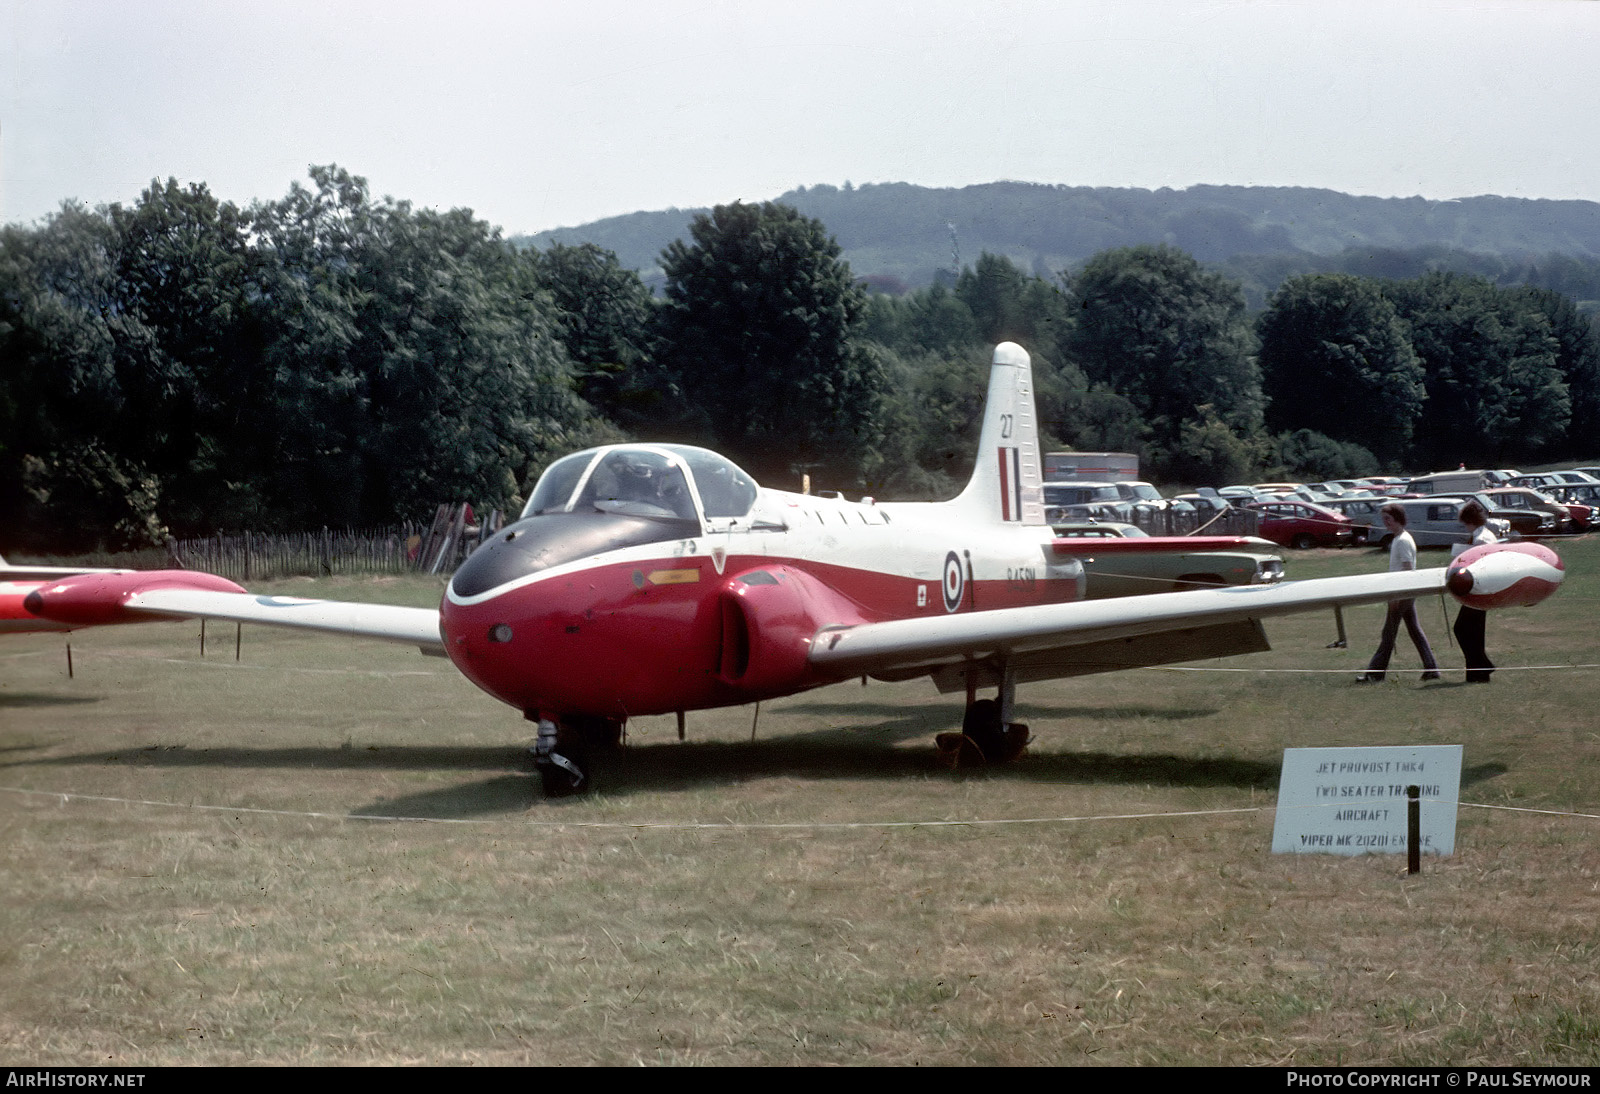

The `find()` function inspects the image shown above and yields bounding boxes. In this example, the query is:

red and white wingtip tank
[1,558,247,634]
[1446,541,1565,610]
[438,342,1086,723]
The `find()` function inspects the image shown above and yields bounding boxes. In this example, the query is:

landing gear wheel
[941,700,1029,766]
[962,698,1004,760]
[532,717,588,797]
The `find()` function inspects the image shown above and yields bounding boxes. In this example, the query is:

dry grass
[2,547,1598,1065]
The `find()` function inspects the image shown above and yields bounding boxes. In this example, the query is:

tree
[1508,285,1600,452]
[860,282,977,357]
[1063,244,1262,477]
[0,206,164,550]
[106,178,270,532]
[251,165,595,525]
[957,254,1038,350]
[1257,274,1425,461]
[1162,405,1267,486]
[1273,429,1380,481]
[528,242,659,428]
[1383,273,1569,464]
[654,201,883,486]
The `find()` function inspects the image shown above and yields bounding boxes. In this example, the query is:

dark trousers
[1453,606,1493,683]
[1367,599,1438,677]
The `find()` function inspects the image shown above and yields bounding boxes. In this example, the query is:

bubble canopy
[522,444,759,524]
[450,446,760,599]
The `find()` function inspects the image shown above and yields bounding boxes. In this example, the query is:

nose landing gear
[528,713,624,797]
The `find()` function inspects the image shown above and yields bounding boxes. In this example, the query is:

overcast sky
[4,0,1597,236]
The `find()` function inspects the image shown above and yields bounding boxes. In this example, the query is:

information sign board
[1271,745,1463,855]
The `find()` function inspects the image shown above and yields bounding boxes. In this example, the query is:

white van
[1406,470,1492,495]
[1371,497,1508,549]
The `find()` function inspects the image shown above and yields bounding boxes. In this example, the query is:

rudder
[950,342,1045,526]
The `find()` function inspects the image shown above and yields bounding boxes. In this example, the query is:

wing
[808,545,1562,691]
[19,570,444,652]
[125,589,444,651]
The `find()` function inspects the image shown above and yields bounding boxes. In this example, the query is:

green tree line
[4,168,1598,552]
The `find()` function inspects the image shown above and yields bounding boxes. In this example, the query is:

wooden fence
[170,504,507,582]
[172,526,420,582]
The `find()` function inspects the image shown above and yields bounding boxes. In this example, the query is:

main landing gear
[529,713,623,797]
[936,668,1030,768]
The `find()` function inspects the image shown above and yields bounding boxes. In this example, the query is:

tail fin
[949,342,1045,526]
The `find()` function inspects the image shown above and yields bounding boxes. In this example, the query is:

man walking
[1359,503,1441,683]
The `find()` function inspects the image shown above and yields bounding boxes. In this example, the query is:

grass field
[2,544,1598,1065]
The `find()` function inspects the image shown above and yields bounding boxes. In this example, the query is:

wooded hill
[520,182,1600,308]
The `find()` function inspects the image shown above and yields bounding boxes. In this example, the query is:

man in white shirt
[1359,503,1441,682]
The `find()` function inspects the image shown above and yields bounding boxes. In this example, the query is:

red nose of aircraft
[440,553,720,720]
[440,585,549,714]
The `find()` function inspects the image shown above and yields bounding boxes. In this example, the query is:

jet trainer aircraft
[19,344,1566,794]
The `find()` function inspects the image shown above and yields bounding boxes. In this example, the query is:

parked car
[1481,487,1578,535]
[1246,500,1357,549]
[1049,501,1129,524]
[1318,496,1390,545]
[1050,521,1285,599]
[1362,497,1511,549]
[1042,481,1133,525]
[1507,474,1565,491]
[1445,492,1556,540]
[1536,490,1595,531]
[1113,480,1194,517]
[1172,492,1233,520]
[1546,483,1600,530]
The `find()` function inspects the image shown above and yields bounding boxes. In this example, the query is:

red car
[1246,500,1357,549]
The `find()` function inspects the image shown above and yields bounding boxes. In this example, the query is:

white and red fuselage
[441,478,1086,720]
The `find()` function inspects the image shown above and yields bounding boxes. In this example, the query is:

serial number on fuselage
[1006,566,1037,589]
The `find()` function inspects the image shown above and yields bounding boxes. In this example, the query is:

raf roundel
[942,551,965,613]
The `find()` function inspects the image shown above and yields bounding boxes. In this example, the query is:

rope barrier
[0,784,1266,829]
[1158,662,1600,673]
[4,783,1596,830]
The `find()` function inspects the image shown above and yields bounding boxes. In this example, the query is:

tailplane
[949,342,1046,526]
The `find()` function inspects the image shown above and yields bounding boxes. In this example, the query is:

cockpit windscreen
[522,445,759,523]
